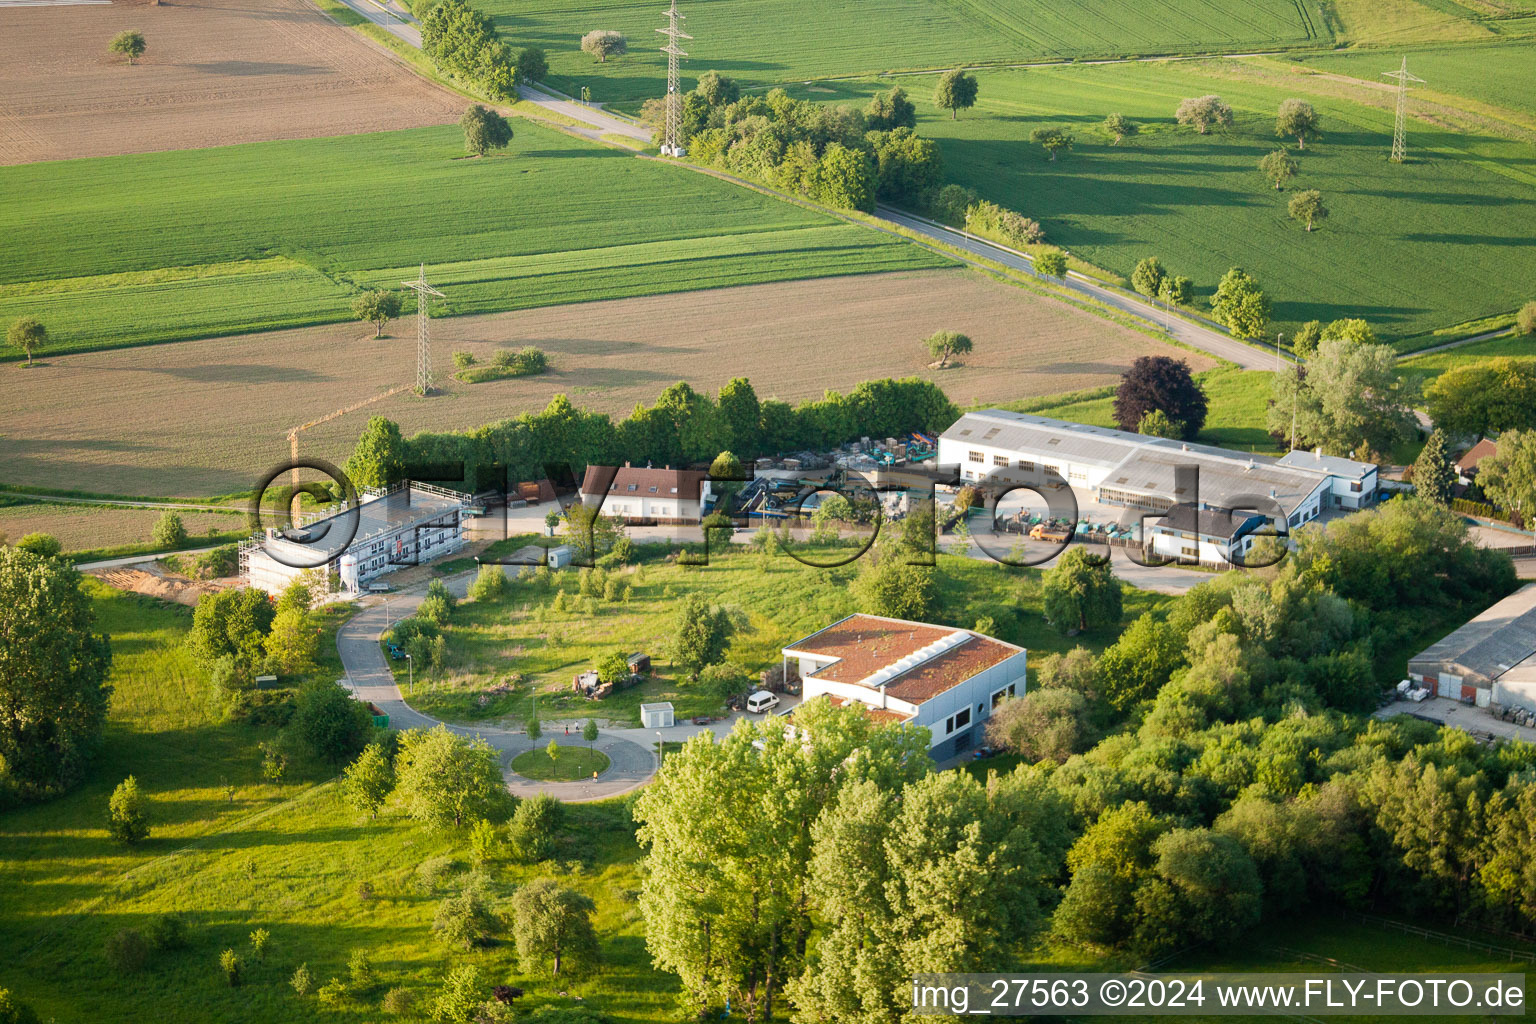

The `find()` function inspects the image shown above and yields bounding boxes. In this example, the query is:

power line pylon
[1382,56,1425,164]
[401,264,445,395]
[656,0,691,156]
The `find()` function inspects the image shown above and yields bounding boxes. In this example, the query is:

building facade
[1408,583,1536,710]
[578,464,712,524]
[1146,502,1269,567]
[781,614,1027,758]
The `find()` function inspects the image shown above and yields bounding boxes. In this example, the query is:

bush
[1519,300,1536,336]
[416,854,462,894]
[249,927,270,962]
[508,791,564,862]
[317,977,348,1007]
[291,963,313,996]
[148,913,188,951]
[433,883,497,949]
[468,562,509,602]
[219,949,243,987]
[152,511,186,547]
[105,928,150,974]
[453,351,476,370]
[107,775,149,844]
[349,948,374,987]
[0,989,40,1024]
[383,987,415,1015]
[965,199,1044,247]
[292,680,373,764]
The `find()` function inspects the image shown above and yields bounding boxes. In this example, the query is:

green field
[784,58,1536,347]
[488,0,1324,113]
[1298,41,1536,125]
[0,121,945,358]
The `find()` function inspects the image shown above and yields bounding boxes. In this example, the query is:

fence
[1350,912,1536,963]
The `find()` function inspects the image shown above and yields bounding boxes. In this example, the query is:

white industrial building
[1146,502,1271,567]
[1408,584,1536,710]
[939,410,1378,534]
[781,614,1027,758]
[578,464,712,524]
[240,481,469,595]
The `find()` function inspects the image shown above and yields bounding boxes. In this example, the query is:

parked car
[746,691,781,714]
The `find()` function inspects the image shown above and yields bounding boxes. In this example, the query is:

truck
[1029,522,1072,542]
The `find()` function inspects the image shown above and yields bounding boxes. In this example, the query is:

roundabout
[511,744,612,781]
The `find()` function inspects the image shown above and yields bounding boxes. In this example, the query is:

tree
[511,879,598,978]
[1478,429,1536,523]
[1267,340,1418,457]
[1098,614,1182,712]
[1258,149,1297,190]
[1519,300,1536,336]
[1425,358,1536,438]
[1210,267,1271,340]
[868,127,943,203]
[434,881,497,949]
[1030,126,1074,161]
[1131,257,1166,298]
[0,548,113,801]
[668,593,736,679]
[1043,546,1123,633]
[189,587,274,671]
[468,562,508,602]
[987,689,1092,763]
[109,30,146,65]
[6,318,46,367]
[582,718,599,753]
[807,143,876,212]
[107,775,149,843]
[150,511,186,548]
[595,650,631,687]
[345,415,404,489]
[219,949,243,987]
[717,377,762,457]
[1137,408,1182,439]
[264,607,318,675]
[1159,275,1194,307]
[854,554,935,620]
[1411,430,1455,507]
[431,964,484,1024]
[15,533,62,558]
[516,46,548,83]
[0,989,41,1024]
[1103,112,1137,144]
[1322,317,1377,346]
[460,104,513,157]
[343,741,394,818]
[351,290,403,337]
[923,330,972,369]
[866,87,916,131]
[509,791,564,862]
[580,30,626,62]
[1035,250,1067,278]
[933,69,978,119]
[1175,95,1233,134]
[294,681,372,764]
[1113,355,1208,440]
[1288,189,1328,231]
[394,725,506,830]
[695,70,740,108]
[1276,98,1320,149]
[1293,319,1324,358]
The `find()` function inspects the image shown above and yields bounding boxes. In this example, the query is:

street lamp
[655,729,663,768]
[383,596,392,629]
[404,653,413,696]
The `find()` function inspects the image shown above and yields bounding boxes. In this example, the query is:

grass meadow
[1298,40,1536,124]
[785,59,1536,348]
[394,543,1167,727]
[487,0,1322,113]
[0,121,943,358]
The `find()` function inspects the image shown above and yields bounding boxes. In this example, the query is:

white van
[746,691,780,715]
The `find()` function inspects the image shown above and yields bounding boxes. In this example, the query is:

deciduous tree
[668,593,737,679]
[516,46,548,84]
[108,775,149,843]
[1425,358,1536,438]
[580,30,626,62]
[1478,429,1536,523]
[933,69,978,119]
[394,725,506,830]
[1175,94,1233,134]
[351,290,403,337]
[1030,126,1074,160]
[987,689,1093,763]
[1035,250,1067,278]
[345,415,405,489]
[1043,546,1123,633]
[923,330,972,368]
[1131,257,1165,298]
[511,879,598,978]
[6,318,46,367]
[1210,267,1271,340]
[1266,340,1418,457]
[1276,98,1320,149]
[460,104,513,156]
[1288,189,1328,231]
[342,741,395,818]
[1113,355,1208,439]
[509,791,564,862]
[1258,149,1297,190]
[866,86,916,131]
[109,30,146,65]
[1103,112,1136,144]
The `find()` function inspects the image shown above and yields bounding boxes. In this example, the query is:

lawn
[1398,331,1536,388]
[510,744,611,780]
[488,0,1324,114]
[784,58,1536,348]
[392,542,1166,727]
[0,120,944,358]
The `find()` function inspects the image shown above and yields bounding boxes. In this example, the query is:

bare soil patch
[0,0,462,165]
[0,269,1213,496]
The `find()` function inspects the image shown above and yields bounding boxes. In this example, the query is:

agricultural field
[787,56,1536,347]
[392,545,1168,727]
[0,0,462,166]
[487,0,1325,113]
[1297,40,1536,124]
[0,500,245,556]
[0,119,944,358]
[1323,0,1536,46]
[0,269,1211,497]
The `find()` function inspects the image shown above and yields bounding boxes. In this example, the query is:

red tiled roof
[1457,439,1498,474]
[784,613,1022,705]
[580,465,709,500]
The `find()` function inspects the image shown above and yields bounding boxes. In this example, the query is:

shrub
[148,913,188,951]
[383,987,415,1015]
[291,963,313,996]
[470,818,502,863]
[964,199,1044,247]
[105,928,150,974]
[219,949,243,987]
[469,562,509,601]
[416,854,461,894]
[1518,300,1536,336]
[433,884,497,949]
[152,511,186,547]
[349,948,374,988]
[508,791,564,862]
[107,775,149,844]
[248,927,270,962]
[453,351,476,370]
[357,879,375,901]
[317,977,348,1006]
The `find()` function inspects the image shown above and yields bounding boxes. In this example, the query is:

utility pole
[657,0,691,156]
[401,264,445,395]
[1382,57,1425,164]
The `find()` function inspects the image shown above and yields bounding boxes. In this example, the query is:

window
[1018,460,1034,471]
[968,451,984,463]
[993,455,1008,467]
[954,707,971,730]
[1182,546,1198,558]
[1069,470,1087,483]
[991,683,1016,708]
[1350,481,1362,493]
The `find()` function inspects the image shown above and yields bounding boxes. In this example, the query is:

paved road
[1398,326,1515,360]
[76,545,227,572]
[876,207,1278,370]
[330,0,421,45]
[519,83,651,143]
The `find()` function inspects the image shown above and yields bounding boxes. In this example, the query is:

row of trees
[644,79,943,211]
[421,0,546,99]
[347,374,958,493]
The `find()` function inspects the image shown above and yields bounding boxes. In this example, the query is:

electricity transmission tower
[656,0,691,156]
[401,264,445,395]
[1382,56,1425,164]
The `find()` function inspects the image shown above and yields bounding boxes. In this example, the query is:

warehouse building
[938,410,1378,532]
[1408,584,1536,710]
[240,481,469,595]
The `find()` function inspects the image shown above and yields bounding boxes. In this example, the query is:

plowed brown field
[0,0,461,165]
[0,270,1213,496]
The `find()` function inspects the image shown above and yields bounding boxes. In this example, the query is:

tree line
[421,0,548,101]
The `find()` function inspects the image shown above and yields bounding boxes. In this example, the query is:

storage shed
[640,702,675,729]
[546,545,573,569]
[1408,584,1536,709]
